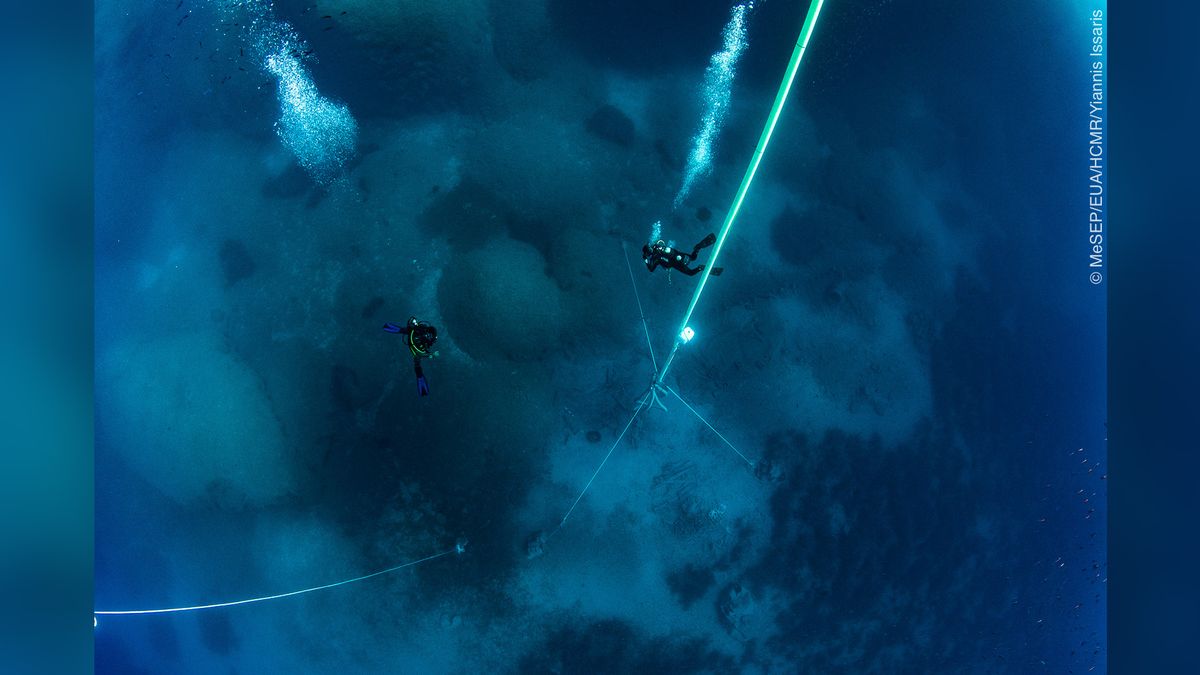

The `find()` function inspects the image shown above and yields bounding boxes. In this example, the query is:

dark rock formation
[218,239,255,287]
[585,104,635,147]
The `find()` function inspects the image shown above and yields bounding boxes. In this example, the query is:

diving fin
[697,232,716,249]
[383,322,403,333]
[414,363,430,396]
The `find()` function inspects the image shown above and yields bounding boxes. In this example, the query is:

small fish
[176,0,183,9]
[238,66,246,71]
[323,25,334,31]
[322,15,332,19]
[177,12,190,26]
[341,10,347,15]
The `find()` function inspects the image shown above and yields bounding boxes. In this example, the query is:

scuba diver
[643,232,723,277]
[383,316,438,396]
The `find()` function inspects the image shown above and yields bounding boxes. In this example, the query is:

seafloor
[95,1,1107,672]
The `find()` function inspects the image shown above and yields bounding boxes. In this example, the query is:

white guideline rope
[549,402,646,539]
[664,385,754,468]
[95,546,458,619]
[621,241,658,373]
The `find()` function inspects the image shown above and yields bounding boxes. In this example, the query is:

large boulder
[437,237,565,361]
[96,333,297,508]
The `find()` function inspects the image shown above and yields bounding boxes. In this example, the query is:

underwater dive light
[680,326,696,343]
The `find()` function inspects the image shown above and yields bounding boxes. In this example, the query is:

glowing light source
[655,0,827,387]
[680,326,695,343]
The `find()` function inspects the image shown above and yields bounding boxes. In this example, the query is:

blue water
[94,0,1107,672]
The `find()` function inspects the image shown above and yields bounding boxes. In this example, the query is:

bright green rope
[655,0,826,386]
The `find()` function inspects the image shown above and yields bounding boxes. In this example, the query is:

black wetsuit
[644,243,702,275]
[642,233,721,276]
[398,320,437,359]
